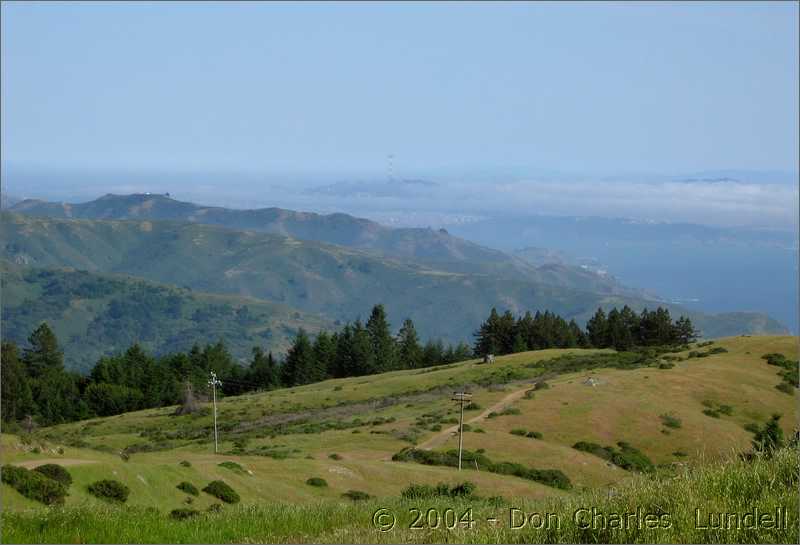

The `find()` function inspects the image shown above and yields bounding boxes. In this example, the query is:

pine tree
[350,320,377,375]
[281,329,314,386]
[22,323,63,378]
[311,331,335,382]
[397,319,422,369]
[473,308,501,356]
[249,347,279,389]
[1,342,36,423]
[586,308,609,348]
[673,316,697,344]
[366,305,397,371]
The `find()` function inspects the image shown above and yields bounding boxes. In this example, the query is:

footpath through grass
[3,447,797,543]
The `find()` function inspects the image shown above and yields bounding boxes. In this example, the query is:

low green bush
[179,460,191,467]
[87,479,130,503]
[1,465,67,505]
[573,441,654,472]
[169,508,200,520]
[306,477,328,487]
[510,428,527,436]
[202,480,240,504]
[401,481,476,499]
[660,413,682,429]
[218,461,245,473]
[177,481,199,496]
[341,490,372,501]
[328,453,342,460]
[33,464,72,486]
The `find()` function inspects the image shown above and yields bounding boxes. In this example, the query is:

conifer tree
[366,304,396,371]
[397,318,422,369]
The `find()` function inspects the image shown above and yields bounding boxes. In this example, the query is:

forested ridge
[1,304,695,428]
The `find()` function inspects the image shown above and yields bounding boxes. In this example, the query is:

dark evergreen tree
[473,308,502,356]
[249,347,279,390]
[311,331,335,382]
[281,329,314,386]
[366,305,397,371]
[397,318,422,369]
[1,342,36,423]
[586,308,609,348]
[22,323,63,378]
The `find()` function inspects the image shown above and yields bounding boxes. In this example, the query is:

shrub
[718,404,734,416]
[510,429,527,436]
[206,503,223,513]
[177,481,199,496]
[341,490,372,501]
[33,464,72,486]
[658,362,675,369]
[328,453,342,460]
[660,414,682,429]
[306,477,328,487]
[526,431,543,439]
[170,508,200,520]
[1,465,67,505]
[202,480,240,504]
[179,460,191,467]
[534,381,550,390]
[401,481,476,499]
[573,441,654,472]
[393,449,571,490]
[703,409,721,418]
[88,479,130,503]
[707,346,728,355]
[776,382,794,395]
[218,461,245,473]
[673,450,688,457]
[464,402,481,410]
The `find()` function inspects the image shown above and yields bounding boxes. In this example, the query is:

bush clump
[341,489,372,501]
[177,481,199,496]
[179,460,191,467]
[306,477,328,487]
[33,464,72,486]
[202,480,240,504]
[170,508,200,520]
[660,413,682,429]
[1,465,67,505]
[328,453,342,460]
[392,448,571,490]
[573,441,654,472]
[218,461,245,473]
[87,479,130,503]
[401,481,476,499]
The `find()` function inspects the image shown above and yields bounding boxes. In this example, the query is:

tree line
[1,304,695,428]
[473,305,696,356]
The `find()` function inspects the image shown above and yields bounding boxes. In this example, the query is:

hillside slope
[4,337,796,520]
[4,213,787,346]
[1,261,332,371]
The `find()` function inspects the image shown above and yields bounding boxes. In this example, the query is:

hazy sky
[2,1,798,176]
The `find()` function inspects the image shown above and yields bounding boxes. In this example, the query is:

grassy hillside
[3,213,787,368]
[3,447,796,543]
[1,261,332,372]
[4,337,795,518]
[2,336,796,542]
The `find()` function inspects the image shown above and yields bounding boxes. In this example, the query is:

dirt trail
[416,384,533,451]
[16,458,98,469]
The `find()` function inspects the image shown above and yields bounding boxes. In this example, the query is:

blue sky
[2,1,798,175]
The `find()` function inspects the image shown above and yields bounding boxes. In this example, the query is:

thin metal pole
[458,394,465,471]
[212,381,218,454]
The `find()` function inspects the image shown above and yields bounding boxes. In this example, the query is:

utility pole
[451,391,472,471]
[208,371,222,454]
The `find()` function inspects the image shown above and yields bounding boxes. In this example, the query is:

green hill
[2,337,796,542]
[2,213,787,370]
[1,261,332,372]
